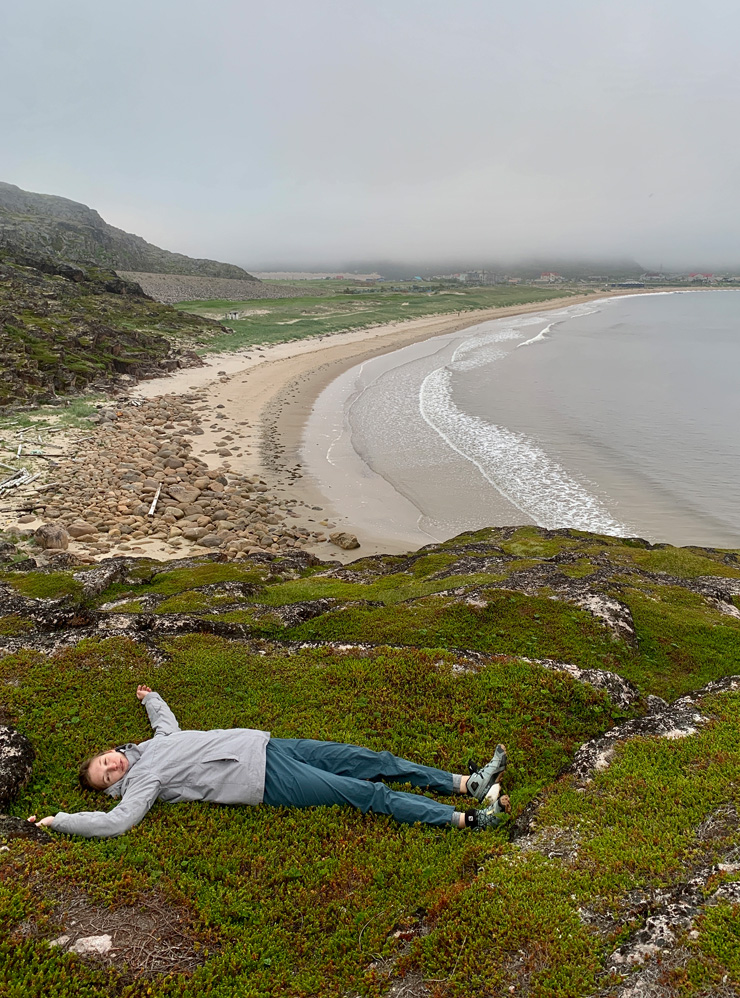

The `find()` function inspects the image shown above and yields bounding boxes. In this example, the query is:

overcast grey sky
[2,0,739,270]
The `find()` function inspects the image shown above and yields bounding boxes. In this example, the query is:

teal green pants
[263,738,458,827]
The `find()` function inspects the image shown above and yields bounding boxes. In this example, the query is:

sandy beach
[0,289,667,567]
[133,291,645,560]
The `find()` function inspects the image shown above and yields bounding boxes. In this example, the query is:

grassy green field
[3,527,740,995]
[174,284,575,353]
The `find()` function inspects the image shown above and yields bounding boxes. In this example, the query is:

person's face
[88,750,129,790]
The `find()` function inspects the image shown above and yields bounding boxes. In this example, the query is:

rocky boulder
[0,814,50,844]
[167,485,201,505]
[329,531,360,551]
[67,521,97,539]
[0,725,35,808]
[197,535,224,548]
[0,541,18,560]
[34,523,70,551]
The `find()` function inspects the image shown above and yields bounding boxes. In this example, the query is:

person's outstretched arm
[28,686,176,835]
[138,685,180,736]
[43,776,162,838]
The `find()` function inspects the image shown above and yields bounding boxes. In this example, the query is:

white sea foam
[447,315,540,372]
[418,366,626,534]
[517,322,552,348]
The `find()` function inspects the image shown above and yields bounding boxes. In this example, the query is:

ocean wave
[418,366,626,534]
[449,315,541,371]
[448,301,603,372]
[517,322,553,348]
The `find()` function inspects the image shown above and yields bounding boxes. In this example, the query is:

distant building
[536,272,564,283]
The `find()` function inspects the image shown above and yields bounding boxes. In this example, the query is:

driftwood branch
[0,504,46,513]
[148,483,162,516]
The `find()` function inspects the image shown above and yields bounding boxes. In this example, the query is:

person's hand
[27,815,54,829]
[136,685,153,701]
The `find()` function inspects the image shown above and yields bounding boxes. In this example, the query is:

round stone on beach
[197,534,223,547]
[329,531,360,550]
[33,523,70,550]
[182,526,209,540]
[67,521,97,539]
[167,485,200,505]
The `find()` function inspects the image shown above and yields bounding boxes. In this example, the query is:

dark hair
[78,752,105,791]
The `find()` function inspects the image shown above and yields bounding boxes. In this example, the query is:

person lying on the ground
[28,685,510,838]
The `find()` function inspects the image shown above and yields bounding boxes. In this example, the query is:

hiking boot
[462,795,511,831]
[466,744,507,800]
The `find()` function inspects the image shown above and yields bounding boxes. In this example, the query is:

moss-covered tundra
[2,526,740,996]
[0,251,227,406]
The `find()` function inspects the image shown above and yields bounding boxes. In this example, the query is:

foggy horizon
[2,1,739,274]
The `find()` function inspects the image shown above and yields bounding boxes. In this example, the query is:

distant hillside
[117,272,310,304]
[264,257,646,280]
[0,182,257,281]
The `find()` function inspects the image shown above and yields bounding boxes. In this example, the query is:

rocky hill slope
[117,271,309,304]
[2,526,740,996]
[0,181,256,280]
[0,252,228,406]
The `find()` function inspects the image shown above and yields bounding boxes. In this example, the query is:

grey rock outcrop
[0,725,35,808]
[568,675,740,786]
[118,273,305,305]
[512,675,740,844]
[527,657,641,711]
[0,814,50,844]
[34,523,70,551]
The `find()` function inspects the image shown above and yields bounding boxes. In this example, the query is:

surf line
[517,322,553,348]
[418,365,626,535]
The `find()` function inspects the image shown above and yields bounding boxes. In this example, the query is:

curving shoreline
[133,290,653,559]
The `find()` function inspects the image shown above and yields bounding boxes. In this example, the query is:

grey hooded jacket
[52,692,270,838]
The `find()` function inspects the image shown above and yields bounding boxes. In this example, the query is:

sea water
[303,291,740,549]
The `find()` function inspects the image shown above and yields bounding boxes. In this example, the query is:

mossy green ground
[2,527,740,995]
[175,285,574,352]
